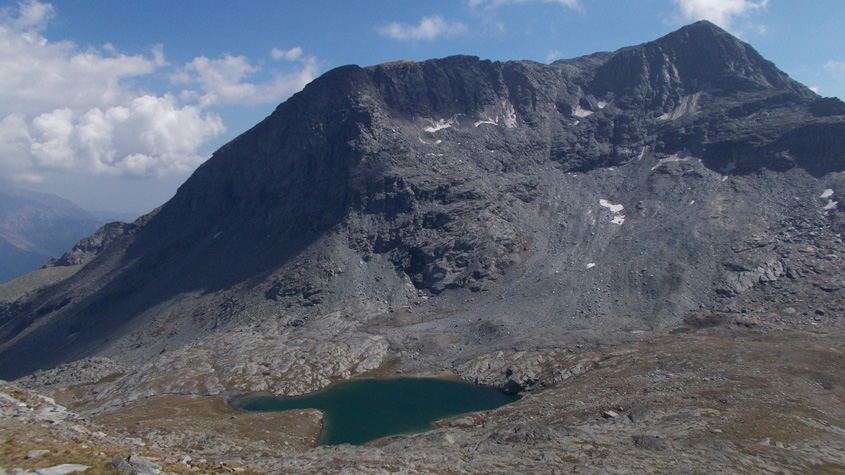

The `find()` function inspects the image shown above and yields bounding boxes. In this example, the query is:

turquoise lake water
[232,377,519,445]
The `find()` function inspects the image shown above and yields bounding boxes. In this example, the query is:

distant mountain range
[0,180,104,283]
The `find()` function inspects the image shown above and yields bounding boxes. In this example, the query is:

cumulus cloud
[0,97,224,178]
[377,15,468,41]
[0,1,223,178]
[271,46,302,61]
[173,53,319,107]
[671,0,768,28]
[0,1,319,181]
[11,0,54,31]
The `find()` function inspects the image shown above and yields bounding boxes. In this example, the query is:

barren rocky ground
[3,319,843,473]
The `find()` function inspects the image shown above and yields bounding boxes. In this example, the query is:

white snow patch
[597,101,608,109]
[689,200,695,205]
[424,118,454,133]
[599,199,625,225]
[474,117,498,127]
[503,101,518,128]
[573,105,593,118]
[599,199,624,213]
[824,200,839,210]
[821,189,834,199]
[418,136,442,145]
[722,176,729,182]
[586,263,596,269]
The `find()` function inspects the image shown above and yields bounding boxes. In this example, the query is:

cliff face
[0,21,843,390]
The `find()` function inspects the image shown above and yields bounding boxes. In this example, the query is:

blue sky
[2,0,843,216]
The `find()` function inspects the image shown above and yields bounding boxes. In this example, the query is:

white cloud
[671,0,768,28]
[12,0,54,31]
[174,53,319,107]
[0,1,224,179]
[377,15,468,41]
[546,49,562,63]
[0,96,224,178]
[272,46,302,61]
[0,1,319,181]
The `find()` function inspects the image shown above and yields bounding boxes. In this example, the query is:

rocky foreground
[6,315,845,474]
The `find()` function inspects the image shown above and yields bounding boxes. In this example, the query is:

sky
[1,0,843,217]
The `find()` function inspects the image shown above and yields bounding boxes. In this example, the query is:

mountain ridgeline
[0,21,843,391]
[0,181,101,284]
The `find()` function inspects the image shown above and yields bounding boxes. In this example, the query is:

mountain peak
[589,21,813,109]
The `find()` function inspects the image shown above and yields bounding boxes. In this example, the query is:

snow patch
[424,118,454,133]
[586,263,596,269]
[597,101,608,109]
[821,189,837,210]
[573,105,593,118]
[503,101,517,128]
[474,117,498,127]
[600,199,625,225]
[418,136,442,145]
[599,199,624,213]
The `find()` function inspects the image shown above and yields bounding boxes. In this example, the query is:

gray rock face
[0,21,842,405]
[33,465,89,475]
[46,221,137,268]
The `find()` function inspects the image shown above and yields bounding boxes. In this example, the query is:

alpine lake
[232,377,520,446]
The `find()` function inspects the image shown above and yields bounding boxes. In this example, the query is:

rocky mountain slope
[0,181,101,284]
[0,21,843,473]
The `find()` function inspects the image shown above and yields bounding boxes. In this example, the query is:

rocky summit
[0,21,843,473]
